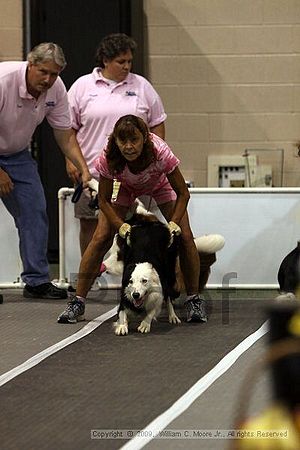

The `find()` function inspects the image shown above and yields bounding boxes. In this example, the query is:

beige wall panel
[155,85,182,113]
[207,56,266,83]
[169,142,209,168]
[177,56,210,83]
[205,0,263,24]
[166,114,209,141]
[209,114,270,142]
[263,114,300,141]
[284,150,300,170]
[178,26,294,55]
[178,27,235,55]
[210,113,300,142]
[284,172,300,186]
[207,55,300,83]
[162,85,294,113]
[144,0,207,26]
[145,0,263,26]
[147,26,179,54]
[263,56,300,83]
[0,29,22,60]
[210,114,300,144]
[263,0,300,24]
[230,86,294,113]
[0,0,22,27]
[293,86,300,112]
[149,56,209,84]
[180,169,207,186]
[147,56,181,83]
[292,26,300,51]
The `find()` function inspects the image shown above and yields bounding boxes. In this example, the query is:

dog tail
[87,178,99,193]
[275,292,296,302]
[133,199,155,217]
[194,234,225,254]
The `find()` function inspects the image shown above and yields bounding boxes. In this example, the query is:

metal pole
[23,0,31,56]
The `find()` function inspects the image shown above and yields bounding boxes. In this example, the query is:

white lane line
[0,307,118,387]
[121,320,269,450]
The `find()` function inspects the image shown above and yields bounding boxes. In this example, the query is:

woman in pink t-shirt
[58,115,207,324]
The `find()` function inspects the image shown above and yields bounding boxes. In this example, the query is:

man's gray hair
[27,42,67,70]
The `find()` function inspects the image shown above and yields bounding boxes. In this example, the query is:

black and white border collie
[112,212,181,335]
[101,203,225,335]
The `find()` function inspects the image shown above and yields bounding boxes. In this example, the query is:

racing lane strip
[121,320,269,450]
[0,306,118,387]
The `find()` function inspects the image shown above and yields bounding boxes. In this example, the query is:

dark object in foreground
[268,302,300,410]
[277,241,300,295]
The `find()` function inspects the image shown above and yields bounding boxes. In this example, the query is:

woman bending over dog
[58,115,207,324]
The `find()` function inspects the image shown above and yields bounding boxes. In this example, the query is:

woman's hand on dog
[119,222,132,246]
[168,221,181,246]
[119,222,132,239]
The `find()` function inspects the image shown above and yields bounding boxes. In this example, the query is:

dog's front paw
[138,320,151,333]
[169,313,181,324]
[167,300,181,325]
[114,322,128,336]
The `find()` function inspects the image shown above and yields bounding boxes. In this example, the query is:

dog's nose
[132,292,140,300]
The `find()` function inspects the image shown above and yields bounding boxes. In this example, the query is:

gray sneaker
[57,297,85,324]
[185,295,208,323]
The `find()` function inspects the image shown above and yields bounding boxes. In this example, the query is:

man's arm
[64,128,82,185]
[53,128,91,187]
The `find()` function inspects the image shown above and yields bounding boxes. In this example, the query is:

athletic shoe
[23,282,68,299]
[57,297,85,324]
[184,295,208,323]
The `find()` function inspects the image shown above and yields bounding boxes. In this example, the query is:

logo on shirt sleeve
[45,101,56,107]
[125,91,137,96]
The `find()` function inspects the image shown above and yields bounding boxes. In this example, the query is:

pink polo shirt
[68,68,167,177]
[95,133,179,206]
[0,61,71,155]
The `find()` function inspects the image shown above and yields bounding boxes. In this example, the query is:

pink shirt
[68,69,167,177]
[95,133,179,199]
[0,61,71,155]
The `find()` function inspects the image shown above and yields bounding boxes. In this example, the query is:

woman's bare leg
[58,205,128,323]
[79,218,98,256]
[158,202,200,294]
[159,201,207,322]
[76,205,128,298]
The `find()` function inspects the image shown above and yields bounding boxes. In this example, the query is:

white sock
[186,294,198,301]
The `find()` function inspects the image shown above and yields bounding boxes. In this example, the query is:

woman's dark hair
[95,33,137,68]
[106,115,156,174]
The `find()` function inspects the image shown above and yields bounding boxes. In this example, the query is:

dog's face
[123,262,160,309]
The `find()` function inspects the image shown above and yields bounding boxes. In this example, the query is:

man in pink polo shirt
[0,42,91,299]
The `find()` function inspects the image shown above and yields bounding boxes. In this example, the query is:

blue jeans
[0,149,50,286]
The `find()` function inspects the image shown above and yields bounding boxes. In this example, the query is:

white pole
[57,187,74,287]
